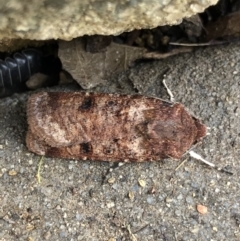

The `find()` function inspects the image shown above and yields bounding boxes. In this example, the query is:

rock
[138,179,146,187]
[197,204,208,214]
[25,73,49,90]
[0,39,47,52]
[0,0,218,41]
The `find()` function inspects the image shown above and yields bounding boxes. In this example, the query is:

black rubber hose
[0,49,43,89]
[0,48,62,97]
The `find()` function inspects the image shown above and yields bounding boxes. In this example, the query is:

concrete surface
[0,0,217,40]
[0,43,239,241]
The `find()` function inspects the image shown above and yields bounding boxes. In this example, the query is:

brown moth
[26,92,206,162]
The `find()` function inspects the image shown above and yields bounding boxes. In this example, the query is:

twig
[169,41,226,47]
[36,156,44,184]
[175,158,188,171]
[122,223,137,241]
[143,47,192,59]
[126,224,137,241]
[133,224,149,234]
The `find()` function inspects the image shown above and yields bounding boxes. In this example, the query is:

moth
[26,92,206,162]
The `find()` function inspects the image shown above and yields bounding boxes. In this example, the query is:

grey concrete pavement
[0,43,239,241]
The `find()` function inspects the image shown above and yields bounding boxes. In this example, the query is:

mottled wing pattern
[26,92,206,162]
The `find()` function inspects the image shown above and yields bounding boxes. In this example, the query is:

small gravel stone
[138,179,146,187]
[213,226,218,232]
[108,238,116,241]
[108,177,116,184]
[128,191,135,201]
[165,197,173,203]
[177,194,183,200]
[186,196,194,204]
[175,210,181,216]
[197,204,208,214]
[76,213,82,221]
[8,170,17,176]
[106,202,115,208]
[43,231,51,240]
[60,231,67,238]
[147,196,155,205]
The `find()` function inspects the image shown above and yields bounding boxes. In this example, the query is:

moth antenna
[162,79,175,102]
[189,151,233,175]
[189,151,215,167]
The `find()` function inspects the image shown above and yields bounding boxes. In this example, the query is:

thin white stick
[162,79,175,102]
[189,151,215,167]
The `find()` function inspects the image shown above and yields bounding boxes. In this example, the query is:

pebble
[212,226,218,232]
[128,191,135,201]
[147,196,155,205]
[112,184,118,190]
[108,177,116,184]
[82,163,89,170]
[190,226,199,234]
[186,196,194,204]
[215,188,220,193]
[8,170,17,176]
[131,184,139,192]
[197,204,208,214]
[138,179,146,187]
[175,210,181,216]
[107,202,115,208]
[43,231,51,240]
[60,231,67,238]
[25,73,48,89]
[165,197,172,203]
[76,213,82,221]
[177,194,183,200]
[26,223,35,231]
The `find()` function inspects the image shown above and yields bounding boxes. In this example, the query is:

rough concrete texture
[0,43,240,241]
[0,0,217,40]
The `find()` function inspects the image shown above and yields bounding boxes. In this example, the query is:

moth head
[192,118,207,143]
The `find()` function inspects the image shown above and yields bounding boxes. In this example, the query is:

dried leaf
[59,38,146,89]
